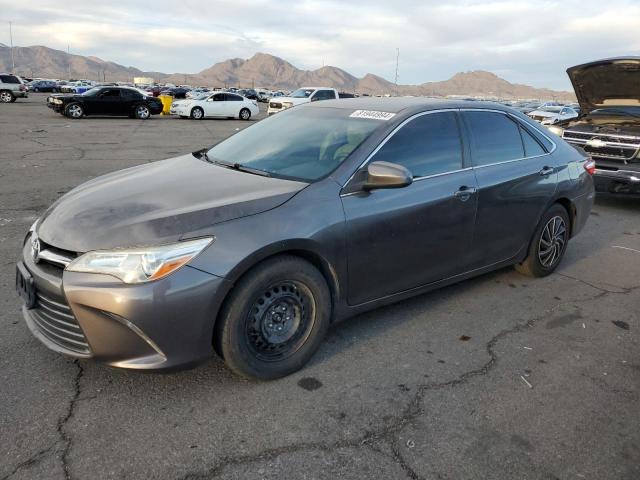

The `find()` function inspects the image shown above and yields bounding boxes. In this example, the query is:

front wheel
[135,104,151,119]
[0,90,14,103]
[190,107,204,119]
[239,108,251,120]
[65,103,84,119]
[215,256,331,380]
[515,204,570,277]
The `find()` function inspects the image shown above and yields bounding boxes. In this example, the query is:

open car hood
[567,57,640,115]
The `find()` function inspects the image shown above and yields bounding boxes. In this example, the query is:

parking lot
[1,94,639,480]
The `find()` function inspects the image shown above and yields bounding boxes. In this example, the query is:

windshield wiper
[197,150,270,177]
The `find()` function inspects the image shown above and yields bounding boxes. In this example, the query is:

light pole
[9,21,15,73]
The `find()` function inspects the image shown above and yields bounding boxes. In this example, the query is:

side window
[100,89,121,98]
[464,111,524,166]
[312,90,335,101]
[519,125,546,157]
[0,75,20,83]
[227,94,243,101]
[213,93,225,101]
[121,89,138,99]
[371,112,463,178]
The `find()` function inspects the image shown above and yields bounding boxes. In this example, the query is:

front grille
[563,130,640,162]
[270,102,282,109]
[30,291,90,355]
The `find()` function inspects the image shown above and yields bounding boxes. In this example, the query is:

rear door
[225,93,245,116]
[342,111,478,305]
[460,110,558,269]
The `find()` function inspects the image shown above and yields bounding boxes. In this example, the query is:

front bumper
[14,91,28,98]
[594,167,640,196]
[19,238,231,370]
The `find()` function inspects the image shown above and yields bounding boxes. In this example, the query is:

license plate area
[16,262,37,309]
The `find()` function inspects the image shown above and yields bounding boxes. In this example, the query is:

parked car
[28,80,60,93]
[144,85,163,97]
[528,105,579,125]
[267,87,339,115]
[257,91,271,103]
[160,87,190,99]
[16,98,594,379]
[170,92,258,120]
[60,81,94,94]
[0,73,28,102]
[46,86,163,119]
[549,57,640,196]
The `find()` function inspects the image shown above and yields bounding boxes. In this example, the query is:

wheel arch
[553,197,576,237]
[213,242,342,341]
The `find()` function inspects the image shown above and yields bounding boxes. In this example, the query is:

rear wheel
[515,204,570,277]
[190,107,204,120]
[33,87,40,92]
[215,256,331,380]
[65,103,84,119]
[0,90,13,103]
[239,108,251,120]
[135,104,151,119]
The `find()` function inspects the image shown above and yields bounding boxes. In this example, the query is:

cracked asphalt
[1,95,639,480]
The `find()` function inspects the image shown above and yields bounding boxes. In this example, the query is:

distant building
[133,77,155,85]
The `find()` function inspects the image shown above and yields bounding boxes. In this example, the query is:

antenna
[9,22,15,73]
[394,48,399,96]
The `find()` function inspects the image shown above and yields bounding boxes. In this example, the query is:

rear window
[0,75,20,84]
[463,111,524,166]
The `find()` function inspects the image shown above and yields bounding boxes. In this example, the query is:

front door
[341,111,478,305]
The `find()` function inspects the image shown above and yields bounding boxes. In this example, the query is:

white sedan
[528,105,579,125]
[170,92,259,120]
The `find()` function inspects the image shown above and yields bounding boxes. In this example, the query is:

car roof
[309,97,514,115]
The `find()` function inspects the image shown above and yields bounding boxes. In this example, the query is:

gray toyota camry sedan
[16,98,595,379]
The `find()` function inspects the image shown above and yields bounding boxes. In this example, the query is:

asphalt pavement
[1,94,639,480]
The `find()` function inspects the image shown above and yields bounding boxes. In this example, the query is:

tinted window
[464,111,524,166]
[519,125,546,157]
[212,93,224,101]
[312,90,335,101]
[227,94,243,101]
[100,89,121,97]
[121,89,140,99]
[371,112,462,177]
[0,75,20,83]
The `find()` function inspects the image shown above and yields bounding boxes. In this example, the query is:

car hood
[276,96,309,106]
[567,57,640,115]
[529,110,558,118]
[37,154,307,252]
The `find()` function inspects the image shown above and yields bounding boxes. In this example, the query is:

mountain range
[0,44,575,100]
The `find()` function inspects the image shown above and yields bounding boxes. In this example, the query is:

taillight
[20,84,27,91]
[583,158,596,175]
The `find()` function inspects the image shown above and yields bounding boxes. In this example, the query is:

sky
[2,0,639,90]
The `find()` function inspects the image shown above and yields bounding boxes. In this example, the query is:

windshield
[290,88,314,98]
[206,106,383,182]
[539,106,562,113]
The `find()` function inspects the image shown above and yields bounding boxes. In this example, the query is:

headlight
[282,102,293,108]
[66,238,213,284]
[547,125,564,136]
[53,99,63,105]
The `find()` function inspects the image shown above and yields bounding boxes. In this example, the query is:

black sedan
[47,86,163,119]
[17,98,594,379]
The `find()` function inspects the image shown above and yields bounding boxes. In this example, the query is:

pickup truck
[267,87,342,115]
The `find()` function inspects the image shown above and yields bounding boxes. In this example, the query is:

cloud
[1,0,638,89]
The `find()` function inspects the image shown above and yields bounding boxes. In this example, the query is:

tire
[0,90,13,103]
[239,108,251,120]
[515,204,570,277]
[65,103,84,118]
[134,104,151,119]
[215,255,331,380]
[190,107,204,120]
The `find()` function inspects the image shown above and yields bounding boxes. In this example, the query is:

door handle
[539,166,554,176]
[453,186,477,201]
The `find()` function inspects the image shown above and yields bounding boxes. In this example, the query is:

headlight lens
[547,125,564,136]
[53,99,63,104]
[66,238,213,284]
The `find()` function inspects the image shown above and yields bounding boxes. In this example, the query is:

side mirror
[363,161,413,190]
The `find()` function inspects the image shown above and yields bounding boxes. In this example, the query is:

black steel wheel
[516,204,570,277]
[215,255,331,380]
